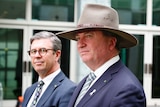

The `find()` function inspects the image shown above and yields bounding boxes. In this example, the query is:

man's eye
[31,50,36,53]
[40,49,47,52]
[85,34,93,38]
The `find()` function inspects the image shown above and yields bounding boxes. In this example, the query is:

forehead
[31,38,52,48]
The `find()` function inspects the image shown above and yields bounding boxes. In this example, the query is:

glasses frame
[28,48,54,57]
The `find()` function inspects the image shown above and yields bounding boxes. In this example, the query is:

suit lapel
[68,77,87,106]
[23,83,37,106]
[36,71,65,106]
[77,60,122,107]
[77,72,112,107]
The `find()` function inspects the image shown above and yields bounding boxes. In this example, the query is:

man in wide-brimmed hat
[57,4,146,107]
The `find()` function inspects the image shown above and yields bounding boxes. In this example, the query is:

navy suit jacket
[22,71,76,107]
[68,60,146,107]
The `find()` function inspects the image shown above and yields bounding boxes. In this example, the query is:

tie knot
[38,80,44,87]
[87,72,96,81]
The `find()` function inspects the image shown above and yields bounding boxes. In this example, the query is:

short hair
[30,31,62,51]
[102,30,121,51]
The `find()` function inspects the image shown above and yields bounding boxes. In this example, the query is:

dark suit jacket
[22,71,76,107]
[68,60,146,107]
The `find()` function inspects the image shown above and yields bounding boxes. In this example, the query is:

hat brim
[56,27,138,48]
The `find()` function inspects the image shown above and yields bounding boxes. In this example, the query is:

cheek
[90,42,100,52]
[93,42,109,55]
[47,55,58,65]
[31,58,36,66]
[46,55,54,63]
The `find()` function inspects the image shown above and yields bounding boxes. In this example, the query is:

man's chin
[82,58,90,63]
[35,68,45,72]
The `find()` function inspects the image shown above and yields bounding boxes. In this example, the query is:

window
[0,0,26,20]
[112,0,146,25]
[32,0,74,22]
[152,0,160,26]
[0,28,23,99]
[152,35,160,98]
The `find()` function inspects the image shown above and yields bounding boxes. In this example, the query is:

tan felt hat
[56,4,138,48]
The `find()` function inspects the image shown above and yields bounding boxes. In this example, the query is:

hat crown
[78,4,119,29]
[56,4,138,48]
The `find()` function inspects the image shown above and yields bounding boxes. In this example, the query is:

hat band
[77,24,104,28]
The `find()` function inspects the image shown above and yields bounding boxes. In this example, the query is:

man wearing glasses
[22,31,76,107]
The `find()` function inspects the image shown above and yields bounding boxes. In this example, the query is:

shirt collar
[93,55,120,78]
[38,68,61,85]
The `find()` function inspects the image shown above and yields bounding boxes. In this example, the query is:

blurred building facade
[0,0,160,106]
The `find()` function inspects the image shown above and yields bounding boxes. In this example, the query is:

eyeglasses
[28,48,54,57]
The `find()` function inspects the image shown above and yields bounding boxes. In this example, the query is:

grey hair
[102,30,121,51]
[30,31,62,51]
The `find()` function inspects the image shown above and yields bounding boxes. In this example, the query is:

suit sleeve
[58,85,76,107]
[22,87,30,107]
[110,84,146,107]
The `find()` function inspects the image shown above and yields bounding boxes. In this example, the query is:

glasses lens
[30,49,36,56]
[28,48,52,56]
[39,48,47,56]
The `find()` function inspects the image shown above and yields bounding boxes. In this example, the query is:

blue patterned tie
[31,80,44,107]
[74,72,96,106]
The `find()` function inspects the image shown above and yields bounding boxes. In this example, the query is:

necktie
[74,72,96,106]
[31,80,44,107]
